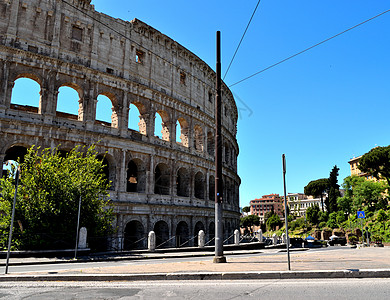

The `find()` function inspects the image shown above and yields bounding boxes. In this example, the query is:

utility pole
[213,31,226,263]
[282,154,291,270]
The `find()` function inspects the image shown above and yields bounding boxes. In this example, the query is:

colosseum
[0,0,240,250]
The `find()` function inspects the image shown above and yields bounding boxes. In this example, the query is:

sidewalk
[1,246,390,281]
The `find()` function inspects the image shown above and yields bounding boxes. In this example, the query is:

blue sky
[10,1,390,207]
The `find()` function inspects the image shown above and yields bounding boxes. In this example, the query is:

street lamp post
[5,166,20,274]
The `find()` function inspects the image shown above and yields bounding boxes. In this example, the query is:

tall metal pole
[5,168,20,275]
[282,154,291,271]
[74,195,82,259]
[213,31,226,263]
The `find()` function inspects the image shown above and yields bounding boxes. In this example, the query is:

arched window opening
[3,146,27,178]
[154,220,170,248]
[176,120,181,143]
[10,78,40,113]
[224,142,230,165]
[176,221,189,247]
[56,86,80,119]
[194,221,205,247]
[194,171,205,199]
[154,111,170,141]
[209,175,215,201]
[123,220,145,250]
[126,160,138,192]
[176,118,189,147]
[176,167,190,197]
[128,103,141,131]
[96,94,113,126]
[154,113,163,139]
[154,163,170,195]
[97,155,111,190]
[194,125,204,152]
[207,131,214,156]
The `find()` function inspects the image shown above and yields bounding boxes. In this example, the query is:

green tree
[327,165,340,213]
[304,178,328,211]
[306,204,320,225]
[266,214,281,231]
[242,206,250,213]
[359,145,390,185]
[353,180,388,212]
[326,212,338,229]
[240,215,260,234]
[0,145,114,251]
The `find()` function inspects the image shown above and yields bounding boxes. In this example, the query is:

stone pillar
[234,229,240,245]
[78,227,88,249]
[148,155,154,194]
[0,154,5,178]
[198,230,205,248]
[148,231,156,252]
[118,149,127,192]
[282,233,286,244]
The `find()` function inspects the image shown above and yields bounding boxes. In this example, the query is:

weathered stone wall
[0,0,240,250]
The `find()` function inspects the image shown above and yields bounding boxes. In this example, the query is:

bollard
[148,231,156,252]
[282,232,286,244]
[258,229,263,243]
[272,233,278,245]
[198,230,205,248]
[234,229,240,245]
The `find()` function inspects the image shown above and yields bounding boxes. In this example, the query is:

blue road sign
[357,211,365,219]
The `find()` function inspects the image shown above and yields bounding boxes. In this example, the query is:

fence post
[234,229,240,245]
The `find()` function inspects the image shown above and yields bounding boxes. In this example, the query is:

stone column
[118,149,127,192]
[148,155,154,194]
[0,154,5,178]
[272,233,278,245]
[198,230,205,248]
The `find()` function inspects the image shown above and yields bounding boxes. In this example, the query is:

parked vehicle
[328,236,347,246]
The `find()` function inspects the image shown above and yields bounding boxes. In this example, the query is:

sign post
[282,154,291,271]
[357,211,365,245]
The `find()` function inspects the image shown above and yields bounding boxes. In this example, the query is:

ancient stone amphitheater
[0,0,240,250]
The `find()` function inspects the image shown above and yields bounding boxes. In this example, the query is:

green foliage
[304,178,328,199]
[266,214,281,231]
[318,221,327,229]
[306,205,320,225]
[336,211,346,224]
[326,212,338,229]
[353,180,388,212]
[241,206,250,213]
[318,211,328,223]
[327,165,340,213]
[359,145,390,185]
[240,214,260,229]
[0,145,114,251]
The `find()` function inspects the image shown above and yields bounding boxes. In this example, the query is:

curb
[0,269,389,282]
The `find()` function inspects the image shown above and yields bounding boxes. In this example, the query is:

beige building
[287,193,325,217]
[0,0,240,250]
[349,155,377,181]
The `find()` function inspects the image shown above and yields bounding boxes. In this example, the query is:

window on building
[72,26,83,41]
[136,50,144,64]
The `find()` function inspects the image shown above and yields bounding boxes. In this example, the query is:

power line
[223,0,262,81]
[229,9,390,88]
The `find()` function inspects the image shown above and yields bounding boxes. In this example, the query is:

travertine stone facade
[0,0,240,250]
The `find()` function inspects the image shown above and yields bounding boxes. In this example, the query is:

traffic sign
[357,211,365,219]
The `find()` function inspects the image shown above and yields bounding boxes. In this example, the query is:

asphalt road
[0,278,389,299]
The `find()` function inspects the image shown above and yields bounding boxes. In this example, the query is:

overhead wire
[229,9,390,88]
[223,0,262,81]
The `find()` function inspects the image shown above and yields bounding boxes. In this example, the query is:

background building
[249,194,283,223]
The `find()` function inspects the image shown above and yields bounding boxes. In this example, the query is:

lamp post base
[213,256,227,263]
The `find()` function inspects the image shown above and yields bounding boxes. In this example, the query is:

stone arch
[96,93,115,126]
[176,221,189,247]
[4,145,28,164]
[209,175,215,201]
[176,167,190,197]
[10,77,41,112]
[155,110,170,141]
[207,130,214,156]
[194,171,205,199]
[97,153,116,190]
[154,163,170,195]
[126,158,146,193]
[128,103,141,131]
[176,117,189,147]
[123,220,145,250]
[193,125,204,152]
[194,221,205,247]
[56,83,83,120]
[154,220,170,248]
